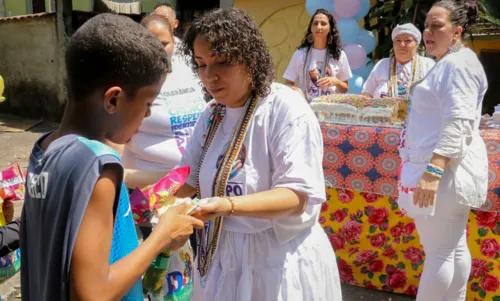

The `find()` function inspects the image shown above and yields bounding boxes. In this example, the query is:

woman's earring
[247,74,254,88]
[307,33,314,43]
[327,34,333,44]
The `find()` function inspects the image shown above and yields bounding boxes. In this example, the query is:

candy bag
[130,166,192,224]
[0,164,25,202]
[134,166,199,300]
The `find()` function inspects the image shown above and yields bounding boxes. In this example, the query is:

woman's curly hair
[180,8,274,99]
[299,9,342,61]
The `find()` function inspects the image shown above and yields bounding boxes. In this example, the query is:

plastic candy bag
[0,164,23,283]
[0,164,25,202]
[131,166,199,300]
[130,166,195,224]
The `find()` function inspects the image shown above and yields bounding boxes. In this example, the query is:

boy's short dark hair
[65,13,170,101]
[154,2,174,10]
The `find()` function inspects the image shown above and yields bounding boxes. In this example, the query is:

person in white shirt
[175,8,342,301]
[120,14,207,189]
[111,14,207,301]
[283,8,352,102]
[153,2,182,45]
[362,23,435,99]
[398,1,488,300]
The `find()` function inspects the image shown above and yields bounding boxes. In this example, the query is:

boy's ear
[103,87,124,114]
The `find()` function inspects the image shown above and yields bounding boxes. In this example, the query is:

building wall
[235,0,309,83]
[141,0,176,13]
[0,14,66,120]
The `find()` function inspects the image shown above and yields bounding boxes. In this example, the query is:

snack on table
[310,94,408,127]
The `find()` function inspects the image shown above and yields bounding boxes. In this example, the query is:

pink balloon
[334,0,361,19]
[344,44,366,70]
[332,10,342,21]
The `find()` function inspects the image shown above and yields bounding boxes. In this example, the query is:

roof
[0,12,56,23]
[471,22,500,37]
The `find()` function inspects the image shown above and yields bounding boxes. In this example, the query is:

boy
[20,13,204,301]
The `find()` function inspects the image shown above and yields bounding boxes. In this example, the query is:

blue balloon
[305,0,335,16]
[337,18,360,45]
[348,74,364,94]
[354,58,375,79]
[355,29,377,54]
[353,0,371,19]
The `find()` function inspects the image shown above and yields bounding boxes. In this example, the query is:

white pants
[192,223,342,301]
[414,177,471,301]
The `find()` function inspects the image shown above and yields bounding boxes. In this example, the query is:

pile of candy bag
[0,164,24,283]
[129,166,199,300]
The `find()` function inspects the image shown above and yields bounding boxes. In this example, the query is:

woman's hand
[413,172,440,208]
[2,199,14,223]
[317,77,339,89]
[191,197,232,221]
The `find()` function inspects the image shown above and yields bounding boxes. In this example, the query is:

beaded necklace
[387,55,420,98]
[303,46,329,101]
[195,93,259,284]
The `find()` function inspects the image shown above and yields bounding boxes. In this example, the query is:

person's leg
[414,192,470,301]
[443,232,471,301]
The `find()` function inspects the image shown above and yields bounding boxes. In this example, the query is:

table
[319,122,500,300]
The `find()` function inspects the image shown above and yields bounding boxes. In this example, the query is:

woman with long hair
[284,8,352,102]
[398,0,488,300]
[176,8,342,301]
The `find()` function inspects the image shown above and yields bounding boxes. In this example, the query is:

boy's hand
[154,203,204,251]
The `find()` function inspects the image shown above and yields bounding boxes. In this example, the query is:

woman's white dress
[181,83,342,301]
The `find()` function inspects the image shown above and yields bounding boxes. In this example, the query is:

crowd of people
[0,0,487,301]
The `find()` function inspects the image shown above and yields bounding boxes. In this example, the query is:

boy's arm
[0,218,20,257]
[70,164,202,301]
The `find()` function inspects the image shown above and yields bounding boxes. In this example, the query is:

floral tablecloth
[319,123,500,300]
[321,123,500,211]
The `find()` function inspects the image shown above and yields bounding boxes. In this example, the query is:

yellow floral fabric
[320,188,500,300]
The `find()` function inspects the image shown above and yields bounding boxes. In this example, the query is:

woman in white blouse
[398,1,488,300]
[283,8,352,102]
[176,8,342,301]
[362,23,435,99]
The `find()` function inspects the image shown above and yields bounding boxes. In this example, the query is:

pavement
[0,116,415,301]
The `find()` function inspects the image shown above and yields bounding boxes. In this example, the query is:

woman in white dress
[398,1,488,300]
[283,8,352,102]
[362,23,435,99]
[175,8,342,301]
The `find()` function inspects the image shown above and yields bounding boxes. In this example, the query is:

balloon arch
[306,0,376,94]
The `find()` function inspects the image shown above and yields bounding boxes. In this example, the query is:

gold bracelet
[224,196,235,216]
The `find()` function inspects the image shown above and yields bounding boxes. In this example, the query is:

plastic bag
[130,166,197,224]
[0,164,25,202]
[132,166,199,300]
[0,165,22,283]
[397,161,437,218]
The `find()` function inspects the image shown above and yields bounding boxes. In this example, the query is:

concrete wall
[0,13,66,120]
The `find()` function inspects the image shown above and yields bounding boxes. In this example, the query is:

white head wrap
[392,23,422,44]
